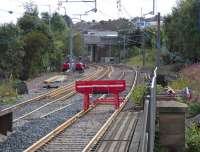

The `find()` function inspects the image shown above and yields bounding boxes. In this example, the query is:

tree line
[0,3,83,80]
[163,0,200,63]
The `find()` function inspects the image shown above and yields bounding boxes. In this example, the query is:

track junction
[0,64,143,152]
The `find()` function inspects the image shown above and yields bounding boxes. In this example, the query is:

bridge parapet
[157,100,188,152]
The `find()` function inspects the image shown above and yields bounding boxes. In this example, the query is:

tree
[0,23,24,78]
[163,0,200,62]
[23,1,38,16]
[73,32,83,56]
[17,2,56,79]
[51,13,67,33]
[50,12,70,68]
[0,2,75,80]
[41,12,50,25]
[20,31,48,79]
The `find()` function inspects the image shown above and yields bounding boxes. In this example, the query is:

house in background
[132,16,162,29]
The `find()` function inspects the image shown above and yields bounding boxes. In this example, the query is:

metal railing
[140,67,157,152]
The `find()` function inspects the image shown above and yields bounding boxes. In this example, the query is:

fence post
[147,67,157,152]
[141,97,150,152]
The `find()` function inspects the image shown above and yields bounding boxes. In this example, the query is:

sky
[0,0,178,24]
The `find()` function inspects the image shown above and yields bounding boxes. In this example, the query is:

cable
[82,0,116,19]
[81,0,96,14]
[116,0,121,12]
[97,10,116,19]
[121,5,132,18]
[13,0,25,4]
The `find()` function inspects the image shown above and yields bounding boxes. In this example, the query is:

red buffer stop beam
[75,80,126,110]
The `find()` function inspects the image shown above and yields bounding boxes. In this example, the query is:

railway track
[0,65,100,117]
[12,65,111,122]
[89,111,142,152]
[88,68,152,152]
[24,66,137,152]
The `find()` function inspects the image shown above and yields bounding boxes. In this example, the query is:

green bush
[157,84,164,94]
[170,76,190,90]
[0,80,17,104]
[125,49,155,68]
[0,97,16,104]
[131,84,147,106]
[188,103,200,117]
[186,124,200,152]
[0,81,17,97]
[176,96,187,103]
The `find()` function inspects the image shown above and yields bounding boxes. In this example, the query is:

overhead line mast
[57,0,97,68]
[116,0,121,12]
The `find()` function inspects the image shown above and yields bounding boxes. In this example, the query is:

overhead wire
[97,10,116,19]
[82,0,116,20]
[121,5,132,18]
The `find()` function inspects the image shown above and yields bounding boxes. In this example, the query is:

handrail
[140,67,157,152]
[140,98,149,152]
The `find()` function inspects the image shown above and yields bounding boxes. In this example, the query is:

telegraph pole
[69,21,73,60]
[153,0,155,15]
[123,35,126,58]
[142,30,145,66]
[48,5,51,33]
[198,0,200,30]
[156,12,161,67]
[58,0,97,62]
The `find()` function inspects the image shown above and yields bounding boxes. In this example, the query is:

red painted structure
[75,63,84,71]
[63,63,70,71]
[75,80,126,110]
[62,62,85,72]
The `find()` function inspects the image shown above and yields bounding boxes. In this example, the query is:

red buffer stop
[75,80,126,111]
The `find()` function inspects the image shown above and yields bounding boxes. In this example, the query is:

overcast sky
[0,0,178,24]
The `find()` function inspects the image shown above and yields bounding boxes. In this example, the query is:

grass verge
[186,124,200,152]
[0,80,17,104]
[124,49,155,68]
[130,84,147,106]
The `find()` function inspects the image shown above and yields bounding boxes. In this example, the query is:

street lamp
[156,12,161,68]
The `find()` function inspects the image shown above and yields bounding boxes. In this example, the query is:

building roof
[84,30,118,45]
[86,30,118,37]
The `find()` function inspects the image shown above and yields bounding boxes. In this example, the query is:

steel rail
[82,68,138,152]
[0,65,101,117]
[45,65,103,98]
[13,66,111,122]
[13,92,75,122]
[24,109,92,152]
[24,66,136,152]
[38,66,112,119]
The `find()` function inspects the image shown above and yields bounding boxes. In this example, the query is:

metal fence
[140,67,157,152]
